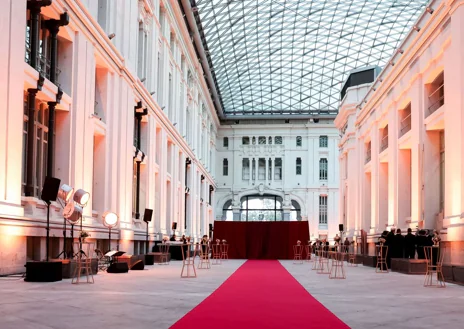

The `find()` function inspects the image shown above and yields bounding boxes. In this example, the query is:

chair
[312,247,321,270]
[221,244,229,260]
[293,244,304,264]
[181,243,196,278]
[158,243,170,265]
[317,247,330,274]
[305,245,312,262]
[376,245,388,273]
[198,243,211,269]
[424,246,445,287]
[347,245,358,267]
[212,244,222,265]
[72,242,94,284]
[94,249,109,272]
[329,251,346,279]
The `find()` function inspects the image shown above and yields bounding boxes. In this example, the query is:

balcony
[426,80,444,118]
[399,112,411,137]
[380,134,388,153]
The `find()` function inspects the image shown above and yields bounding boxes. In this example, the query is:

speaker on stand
[25,176,62,282]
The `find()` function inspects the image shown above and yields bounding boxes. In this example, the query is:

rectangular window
[137,21,146,81]
[242,137,250,145]
[242,158,250,180]
[132,160,137,218]
[439,131,445,211]
[296,157,302,175]
[258,136,266,144]
[319,195,328,224]
[258,158,266,180]
[274,158,282,180]
[275,136,282,145]
[319,135,328,147]
[223,159,228,176]
[223,137,229,148]
[296,136,302,146]
[252,158,256,180]
[268,158,272,180]
[319,158,328,181]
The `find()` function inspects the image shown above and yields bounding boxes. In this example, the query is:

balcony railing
[399,113,411,137]
[427,83,444,117]
[380,135,388,152]
[365,148,371,164]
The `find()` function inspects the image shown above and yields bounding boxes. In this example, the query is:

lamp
[103,211,119,251]
[58,184,73,202]
[73,189,90,206]
[56,183,74,259]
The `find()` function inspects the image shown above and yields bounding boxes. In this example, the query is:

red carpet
[170,260,349,329]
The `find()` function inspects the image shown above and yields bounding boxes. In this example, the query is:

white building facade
[0,0,218,275]
[335,0,464,263]
[215,121,340,241]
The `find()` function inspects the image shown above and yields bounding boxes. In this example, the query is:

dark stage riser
[213,221,310,259]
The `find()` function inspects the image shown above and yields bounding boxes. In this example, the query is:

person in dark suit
[404,228,416,259]
[170,234,176,242]
[385,228,395,267]
[392,228,405,258]
[181,235,187,244]
[416,230,432,259]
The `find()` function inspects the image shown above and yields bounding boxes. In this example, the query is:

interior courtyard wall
[0,0,217,274]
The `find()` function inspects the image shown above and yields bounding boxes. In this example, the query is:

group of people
[379,228,434,260]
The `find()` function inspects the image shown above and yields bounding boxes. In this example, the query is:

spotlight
[66,204,83,225]
[413,25,421,32]
[140,77,146,83]
[150,91,156,95]
[108,33,116,39]
[58,184,74,203]
[426,7,434,14]
[73,189,90,207]
[103,211,118,251]
[173,122,177,126]
[103,211,119,228]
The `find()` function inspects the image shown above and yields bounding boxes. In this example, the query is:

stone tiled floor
[1,259,463,329]
[0,260,245,329]
[281,260,464,329]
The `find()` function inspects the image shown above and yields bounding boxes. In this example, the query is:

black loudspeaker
[107,262,129,273]
[24,262,62,282]
[143,208,153,222]
[172,222,177,230]
[131,260,144,270]
[40,176,61,202]
[339,224,344,232]
[209,223,213,231]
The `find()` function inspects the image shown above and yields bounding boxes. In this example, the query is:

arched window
[240,195,283,221]
[223,159,228,176]
[319,158,328,181]
[291,200,302,221]
[222,200,233,221]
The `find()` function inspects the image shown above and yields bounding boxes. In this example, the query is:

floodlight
[73,189,90,206]
[58,184,73,202]
[67,204,83,225]
[103,211,119,229]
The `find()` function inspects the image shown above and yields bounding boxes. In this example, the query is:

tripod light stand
[56,184,74,259]
[73,189,90,250]
[103,211,118,252]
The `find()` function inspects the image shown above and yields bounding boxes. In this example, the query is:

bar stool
[424,246,445,287]
[181,243,196,278]
[212,244,222,265]
[317,248,330,274]
[198,243,211,269]
[347,245,357,267]
[293,244,304,264]
[375,245,388,273]
[305,245,312,262]
[159,243,170,265]
[72,242,94,284]
[329,251,346,279]
[221,243,229,260]
[312,247,321,270]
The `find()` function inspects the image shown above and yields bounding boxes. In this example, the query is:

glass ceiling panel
[193,0,428,117]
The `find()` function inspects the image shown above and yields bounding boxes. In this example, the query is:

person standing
[392,228,405,258]
[404,228,416,259]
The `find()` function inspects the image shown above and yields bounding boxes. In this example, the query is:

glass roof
[193,0,428,117]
